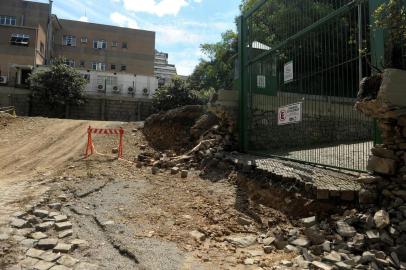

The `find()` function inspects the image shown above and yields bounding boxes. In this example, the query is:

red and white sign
[278,102,302,125]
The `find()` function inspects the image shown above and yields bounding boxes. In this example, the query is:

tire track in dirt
[0,117,116,225]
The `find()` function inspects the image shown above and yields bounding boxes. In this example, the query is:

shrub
[29,58,87,108]
[152,77,203,112]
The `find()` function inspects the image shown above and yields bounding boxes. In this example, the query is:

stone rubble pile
[2,197,96,270]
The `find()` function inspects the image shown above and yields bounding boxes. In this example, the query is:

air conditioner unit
[128,87,134,93]
[0,76,7,84]
[112,85,121,93]
[97,84,105,92]
[142,88,149,96]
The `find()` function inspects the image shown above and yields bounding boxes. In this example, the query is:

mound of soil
[143,105,220,153]
[0,112,16,128]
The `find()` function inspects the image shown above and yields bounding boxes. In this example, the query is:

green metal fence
[238,0,388,172]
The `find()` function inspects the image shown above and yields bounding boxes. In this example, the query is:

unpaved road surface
[0,116,115,225]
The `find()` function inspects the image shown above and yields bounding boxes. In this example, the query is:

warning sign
[277,102,302,125]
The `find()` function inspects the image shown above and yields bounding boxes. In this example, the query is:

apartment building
[154,50,177,86]
[0,0,51,86]
[0,0,157,97]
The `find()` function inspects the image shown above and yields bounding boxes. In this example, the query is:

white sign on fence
[284,61,293,83]
[257,75,266,88]
[277,102,302,125]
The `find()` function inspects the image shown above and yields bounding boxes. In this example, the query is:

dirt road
[0,117,115,225]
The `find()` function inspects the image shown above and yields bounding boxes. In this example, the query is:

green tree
[188,30,238,91]
[152,77,203,112]
[29,58,87,108]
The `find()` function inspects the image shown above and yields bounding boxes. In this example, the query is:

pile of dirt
[141,105,237,174]
[0,112,17,128]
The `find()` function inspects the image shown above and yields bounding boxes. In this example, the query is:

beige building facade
[0,0,156,88]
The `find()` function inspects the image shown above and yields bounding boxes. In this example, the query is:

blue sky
[34,0,241,75]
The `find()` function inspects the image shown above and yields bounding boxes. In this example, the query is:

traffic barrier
[85,126,124,159]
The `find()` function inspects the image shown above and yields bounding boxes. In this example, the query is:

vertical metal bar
[358,3,363,83]
[238,16,247,151]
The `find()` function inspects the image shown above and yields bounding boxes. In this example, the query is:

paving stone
[31,232,48,240]
[21,238,36,248]
[33,261,55,270]
[59,229,73,239]
[12,211,26,218]
[335,261,352,270]
[26,248,45,259]
[300,216,317,227]
[49,212,60,218]
[33,209,49,218]
[20,257,39,267]
[263,236,275,246]
[54,243,72,253]
[70,239,89,249]
[290,237,310,247]
[48,203,62,210]
[37,238,58,250]
[312,261,334,270]
[10,218,28,228]
[12,235,26,242]
[40,251,62,262]
[57,255,79,267]
[50,266,71,270]
[55,222,72,231]
[54,215,68,223]
[36,221,55,231]
[73,262,98,270]
[14,228,34,236]
[323,251,342,263]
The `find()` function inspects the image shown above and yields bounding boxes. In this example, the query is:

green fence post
[369,0,385,145]
[238,16,247,152]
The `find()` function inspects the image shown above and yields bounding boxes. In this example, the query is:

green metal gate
[238,0,386,172]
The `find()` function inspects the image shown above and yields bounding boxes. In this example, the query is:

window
[92,62,106,71]
[40,42,45,54]
[122,42,128,49]
[63,59,75,67]
[93,40,107,49]
[63,35,76,46]
[82,74,90,82]
[10,34,30,46]
[97,76,117,86]
[81,37,88,44]
[111,64,116,70]
[121,65,126,71]
[112,41,118,48]
[79,61,85,68]
[0,16,16,26]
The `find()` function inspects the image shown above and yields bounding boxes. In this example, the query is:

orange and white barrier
[85,126,124,159]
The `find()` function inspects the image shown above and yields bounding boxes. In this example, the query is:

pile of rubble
[138,105,237,175]
[2,198,95,270]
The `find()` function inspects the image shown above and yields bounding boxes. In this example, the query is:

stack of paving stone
[4,200,97,270]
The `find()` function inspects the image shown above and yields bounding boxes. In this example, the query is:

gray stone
[73,262,99,270]
[57,255,79,267]
[300,216,317,227]
[40,251,62,262]
[323,251,342,263]
[33,261,55,270]
[54,215,68,223]
[304,228,325,245]
[399,220,406,232]
[11,218,28,228]
[359,189,377,204]
[33,209,49,218]
[290,237,310,247]
[31,232,48,240]
[243,258,254,265]
[0,233,10,240]
[371,146,398,159]
[12,211,26,218]
[274,239,288,250]
[21,238,36,248]
[361,251,375,263]
[26,248,45,259]
[280,260,293,267]
[59,229,73,239]
[263,245,274,254]
[311,261,333,270]
[357,175,382,184]
[380,231,394,246]
[336,221,357,237]
[54,243,72,253]
[49,212,60,218]
[55,222,72,231]
[37,238,58,250]
[225,234,257,248]
[374,210,390,229]
[335,261,352,270]
[367,155,397,175]
[151,166,159,175]
[366,230,380,241]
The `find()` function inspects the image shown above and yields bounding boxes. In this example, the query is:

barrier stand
[85,126,124,159]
